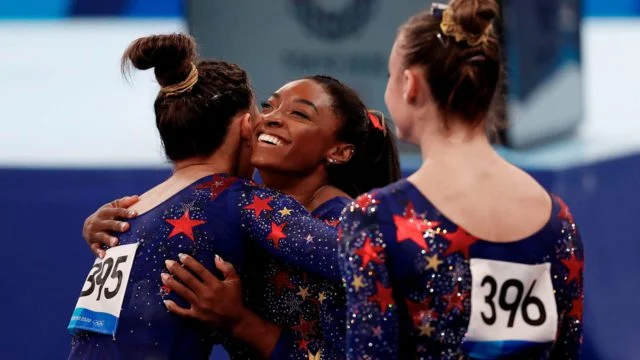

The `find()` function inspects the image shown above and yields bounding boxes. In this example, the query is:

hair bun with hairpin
[433,0,498,47]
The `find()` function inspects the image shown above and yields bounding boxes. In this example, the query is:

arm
[550,215,585,359]
[82,195,139,258]
[338,196,400,360]
[235,185,341,281]
[163,254,281,359]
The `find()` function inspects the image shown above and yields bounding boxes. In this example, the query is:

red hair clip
[367,110,386,133]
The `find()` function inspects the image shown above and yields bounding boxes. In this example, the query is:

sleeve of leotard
[267,329,297,360]
[338,194,400,360]
[550,197,585,359]
[231,184,341,282]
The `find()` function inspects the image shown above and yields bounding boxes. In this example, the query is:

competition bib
[68,243,139,335]
[462,258,558,358]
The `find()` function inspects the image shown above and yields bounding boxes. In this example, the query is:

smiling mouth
[257,133,286,146]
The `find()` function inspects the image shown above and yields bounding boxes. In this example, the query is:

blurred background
[1,0,639,359]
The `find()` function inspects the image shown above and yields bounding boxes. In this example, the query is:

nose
[262,112,284,128]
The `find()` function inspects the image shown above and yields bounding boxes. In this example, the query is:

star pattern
[73,175,350,360]
[354,236,384,268]
[237,194,348,359]
[406,297,438,326]
[555,196,574,223]
[291,316,317,338]
[266,222,287,249]
[351,275,365,291]
[441,284,467,314]
[244,194,273,217]
[195,174,236,199]
[561,253,584,284]
[443,228,478,259]
[426,254,443,272]
[271,270,296,297]
[367,281,394,313]
[393,202,440,251]
[297,286,310,300]
[568,297,583,320]
[165,209,206,241]
[338,182,585,359]
[354,193,376,213]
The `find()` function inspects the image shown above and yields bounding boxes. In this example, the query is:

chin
[251,156,283,172]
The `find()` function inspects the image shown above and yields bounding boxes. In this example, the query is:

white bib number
[68,243,139,335]
[465,259,557,345]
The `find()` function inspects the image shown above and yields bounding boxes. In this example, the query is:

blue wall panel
[1,153,640,359]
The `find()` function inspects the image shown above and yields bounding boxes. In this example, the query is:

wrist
[229,308,253,340]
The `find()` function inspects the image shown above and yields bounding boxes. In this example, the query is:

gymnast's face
[251,79,342,175]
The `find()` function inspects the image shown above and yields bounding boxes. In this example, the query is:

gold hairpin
[160,63,199,96]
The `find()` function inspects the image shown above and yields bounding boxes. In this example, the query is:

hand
[82,195,139,258]
[162,254,246,332]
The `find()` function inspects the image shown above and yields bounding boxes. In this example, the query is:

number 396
[80,256,128,301]
[480,275,547,327]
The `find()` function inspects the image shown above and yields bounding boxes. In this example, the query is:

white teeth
[258,133,284,146]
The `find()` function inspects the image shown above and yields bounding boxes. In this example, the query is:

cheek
[291,127,331,160]
[385,79,402,121]
[384,81,392,112]
[385,78,411,141]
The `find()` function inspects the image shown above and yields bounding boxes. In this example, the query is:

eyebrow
[270,93,319,114]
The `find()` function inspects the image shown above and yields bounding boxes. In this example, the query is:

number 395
[80,256,128,301]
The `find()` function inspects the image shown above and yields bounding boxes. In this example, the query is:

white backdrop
[0,18,639,167]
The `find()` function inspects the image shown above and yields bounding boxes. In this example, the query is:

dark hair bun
[121,33,197,87]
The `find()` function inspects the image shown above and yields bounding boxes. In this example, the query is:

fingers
[95,219,130,233]
[215,255,239,280]
[161,272,199,305]
[90,243,106,259]
[163,299,194,318]
[99,207,137,220]
[165,259,207,295]
[110,195,139,209]
[178,253,217,284]
[84,201,135,245]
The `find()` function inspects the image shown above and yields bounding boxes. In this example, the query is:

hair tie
[432,3,493,47]
[160,63,199,96]
[367,110,387,135]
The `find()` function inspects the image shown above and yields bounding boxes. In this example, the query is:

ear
[240,112,252,141]
[402,68,421,105]
[326,143,355,165]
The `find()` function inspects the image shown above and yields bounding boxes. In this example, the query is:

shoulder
[340,180,412,225]
[224,177,287,203]
[549,193,584,254]
[339,181,414,244]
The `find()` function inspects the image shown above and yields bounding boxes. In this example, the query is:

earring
[327,158,337,165]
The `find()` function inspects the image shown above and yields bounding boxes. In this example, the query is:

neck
[259,167,329,210]
[416,114,499,171]
[172,150,234,177]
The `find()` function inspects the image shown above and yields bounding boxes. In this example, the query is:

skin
[83,80,353,256]
[251,79,354,211]
[82,79,363,358]
[386,33,552,243]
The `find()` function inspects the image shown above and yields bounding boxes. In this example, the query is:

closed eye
[260,101,273,112]
[292,110,309,120]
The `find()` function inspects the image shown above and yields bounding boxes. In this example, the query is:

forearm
[230,310,282,359]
